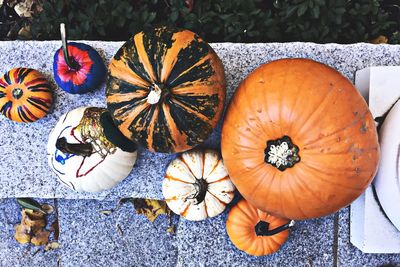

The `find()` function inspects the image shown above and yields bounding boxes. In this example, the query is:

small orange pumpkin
[226,199,294,256]
[221,58,380,220]
[0,68,53,122]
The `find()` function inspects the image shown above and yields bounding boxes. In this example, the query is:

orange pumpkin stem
[255,220,295,236]
[264,135,300,171]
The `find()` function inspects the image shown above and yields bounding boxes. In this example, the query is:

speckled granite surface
[338,208,400,266]
[2,42,400,199]
[176,209,334,267]
[1,198,400,266]
[58,199,177,267]
[0,198,59,267]
[1,42,400,266]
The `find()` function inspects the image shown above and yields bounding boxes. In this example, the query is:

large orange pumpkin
[106,26,226,153]
[226,199,293,256]
[221,59,380,220]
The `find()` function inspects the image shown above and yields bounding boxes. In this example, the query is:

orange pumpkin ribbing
[226,199,290,256]
[221,58,380,220]
[107,27,226,153]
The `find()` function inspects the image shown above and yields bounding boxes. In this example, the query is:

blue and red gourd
[53,28,106,94]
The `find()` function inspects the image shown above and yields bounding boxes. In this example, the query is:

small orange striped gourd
[0,68,53,123]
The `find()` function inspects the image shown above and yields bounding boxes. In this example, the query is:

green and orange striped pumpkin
[0,68,53,123]
[106,26,226,153]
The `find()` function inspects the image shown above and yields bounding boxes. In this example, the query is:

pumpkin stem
[192,178,208,204]
[12,88,23,99]
[264,135,300,171]
[147,83,163,105]
[255,220,295,236]
[56,137,93,157]
[60,23,79,70]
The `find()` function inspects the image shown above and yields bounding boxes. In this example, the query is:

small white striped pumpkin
[162,149,235,221]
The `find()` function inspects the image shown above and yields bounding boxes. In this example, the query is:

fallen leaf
[51,219,60,241]
[17,25,32,39]
[22,210,46,232]
[14,206,50,246]
[185,0,194,12]
[116,223,123,236]
[17,198,45,214]
[99,210,114,216]
[131,198,171,223]
[31,230,50,246]
[44,241,60,251]
[14,224,31,244]
[370,35,388,44]
[13,0,39,18]
[41,204,54,215]
[166,225,176,234]
[24,209,46,220]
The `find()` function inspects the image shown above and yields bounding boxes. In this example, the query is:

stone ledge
[0,198,59,267]
[1,42,400,200]
[58,199,177,267]
[2,198,400,266]
[176,210,334,266]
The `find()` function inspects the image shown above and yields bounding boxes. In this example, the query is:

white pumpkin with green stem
[162,149,235,221]
[47,106,138,192]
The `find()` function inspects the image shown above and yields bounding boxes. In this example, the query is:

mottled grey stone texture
[338,208,400,266]
[58,199,177,267]
[2,42,400,199]
[176,209,334,267]
[0,198,59,267]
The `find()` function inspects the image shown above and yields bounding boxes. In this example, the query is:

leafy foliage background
[5,0,400,43]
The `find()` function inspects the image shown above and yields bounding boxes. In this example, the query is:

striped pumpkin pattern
[106,27,226,153]
[162,149,235,221]
[0,68,52,123]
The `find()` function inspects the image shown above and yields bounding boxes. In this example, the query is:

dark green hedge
[30,0,400,43]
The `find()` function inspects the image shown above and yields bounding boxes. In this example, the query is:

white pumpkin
[374,99,400,231]
[47,106,137,192]
[162,149,235,221]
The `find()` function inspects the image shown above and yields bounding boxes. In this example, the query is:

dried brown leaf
[17,25,32,39]
[22,210,46,232]
[185,0,194,12]
[370,35,388,44]
[41,204,54,215]
[51,219,59,241]
[131,198,170,223]
[14,224,31,244]
[44,241,60,251]
[31,230,50,246]
[24,209,46,220]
